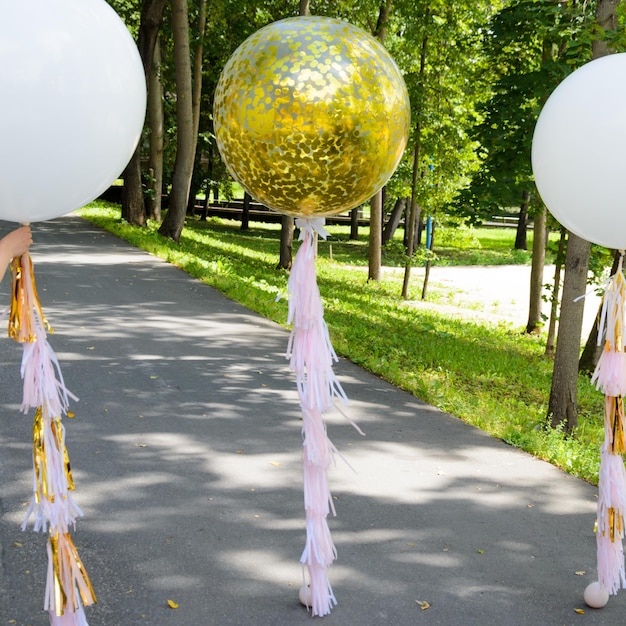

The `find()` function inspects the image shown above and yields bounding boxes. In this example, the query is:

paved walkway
[0,216,618,625]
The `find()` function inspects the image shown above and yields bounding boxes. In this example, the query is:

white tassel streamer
[287,218,360,616]
[592,252,626,600]
[597,442,626,594]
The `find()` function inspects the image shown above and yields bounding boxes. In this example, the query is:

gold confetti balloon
[213,16,410,218]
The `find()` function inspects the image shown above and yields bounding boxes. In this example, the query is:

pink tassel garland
[597,442,626,594]
[592,255,626,598]
[287,218,360,616]
[592,349,626,398]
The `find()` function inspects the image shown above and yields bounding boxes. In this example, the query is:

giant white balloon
[0,0,146,223]
[532,53,626,250]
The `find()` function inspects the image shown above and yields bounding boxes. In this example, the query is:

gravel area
[399,264,601,338]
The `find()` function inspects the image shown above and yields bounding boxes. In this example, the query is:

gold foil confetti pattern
[213,16,410,217]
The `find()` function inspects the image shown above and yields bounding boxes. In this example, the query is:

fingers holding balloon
[8,224,33,259]
[0,225,33,280]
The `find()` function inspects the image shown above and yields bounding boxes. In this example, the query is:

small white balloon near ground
[299,584,312,607]
[583,581,609,608]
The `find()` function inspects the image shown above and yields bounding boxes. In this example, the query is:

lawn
[78,202,604,484]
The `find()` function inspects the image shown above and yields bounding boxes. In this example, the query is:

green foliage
[79,202,605,484]
[435,222,482,249]
[389,2,503,218]
[454,0,598,225]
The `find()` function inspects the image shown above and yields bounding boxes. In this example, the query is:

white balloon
[532,53,626,250]
[298,584,312,607]
[583,581,609,608]
[0,0,146,223]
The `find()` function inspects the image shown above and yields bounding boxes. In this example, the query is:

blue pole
[426,216,433,250]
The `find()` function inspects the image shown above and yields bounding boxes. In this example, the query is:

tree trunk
[401,144,422,299]
[594,0,620,59]
[275,214,293,269]
[547,233,590,432]
[373,0,393,40]
[401,26,427,299]
[525,203,546,333]
[183,0,208,220]
[368,0,394,282]
[146,38,164,221]
[579,302,603,376]
[159,0,195,242]
[122,148,145,225]
[515,192,529,250]
[545,227,566,356]
[191,0,207,160]
[276,0,310,267]
[368,191,383,281]
[349,207,359,240]
[579,250,621,374]
[277,215,295,269]
[383,197,407,245]
[241,192,251,231]
[121,0,168,225]
[546,0,618,431]
[421,220,435,300]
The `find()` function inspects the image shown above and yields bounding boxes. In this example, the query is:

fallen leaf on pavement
[167,599,179,609]
[416,600,431,610]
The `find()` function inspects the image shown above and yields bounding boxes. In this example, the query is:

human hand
[2,225,32,259]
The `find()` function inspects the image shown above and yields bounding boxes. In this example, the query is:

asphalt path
[0,216,619,625]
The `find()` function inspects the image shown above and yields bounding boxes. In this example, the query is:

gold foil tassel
[32,407,49,503]
[51,416,75,491]
[8,253,49,343]
[594,509,625,541]
[607,507,624,543]
[606,396,626,455]
[32,408,76,504]
[49,531,97,616]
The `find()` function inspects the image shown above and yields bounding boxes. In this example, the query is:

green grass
[77,202,604,484]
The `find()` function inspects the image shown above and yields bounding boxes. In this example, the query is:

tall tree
[276,0,311,270]
[400,28,427,299]
[146,38,164,220]
[159,0,195,242]
[457,1,596,338]
[367,0,394,282]
[545,228,567,356]
[579,250,622,373]
[548,0,620,432]
[526,202,546,333]
[121,0,168,226]
[191,0,208,163]
[457,1,571,228]
[396,1,503,297]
